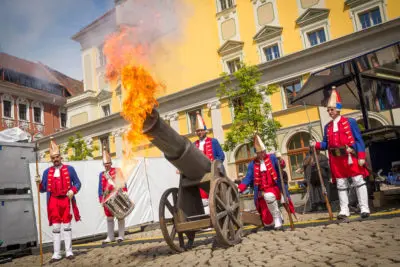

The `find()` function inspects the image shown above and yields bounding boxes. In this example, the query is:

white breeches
[263,192,283,228]
[202,199,210,215]
[336,175,370,216]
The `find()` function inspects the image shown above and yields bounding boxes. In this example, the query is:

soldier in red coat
[193,112,225,214]
[98,148,127,244]
[311,87,370,222]
[36,138,81,262]
[238,135,296,230]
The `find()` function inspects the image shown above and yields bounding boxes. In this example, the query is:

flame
[104,26,163,146]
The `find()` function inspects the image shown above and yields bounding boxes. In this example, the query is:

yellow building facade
[38,0,400,183]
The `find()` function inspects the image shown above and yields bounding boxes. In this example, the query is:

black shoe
[360,212,370,219]
[336,215,349,223]
[49,258,62,263]
[117,238,124,244]
[263,225,274,231]
[274,226,284,231]
[66,255,75,260]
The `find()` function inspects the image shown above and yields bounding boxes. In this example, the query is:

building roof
[0,52,83,96]
[71,8,115,42]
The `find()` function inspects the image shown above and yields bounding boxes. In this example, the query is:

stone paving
[5,216,400,267]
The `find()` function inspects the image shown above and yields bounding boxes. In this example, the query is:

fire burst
[103,27,163,150]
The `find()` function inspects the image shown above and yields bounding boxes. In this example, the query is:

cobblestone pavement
[5,216,400,267]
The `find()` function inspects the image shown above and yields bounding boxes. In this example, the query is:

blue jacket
[240,154,290,205]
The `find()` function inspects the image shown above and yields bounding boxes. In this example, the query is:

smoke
[116,0,191,42]
[112,0,193,68]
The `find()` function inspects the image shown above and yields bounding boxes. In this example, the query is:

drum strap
[105,171,116,187]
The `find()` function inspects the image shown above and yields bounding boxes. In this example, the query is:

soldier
[238,134,295,230]
[193,112,225,214]
[36,138,81,261]
[310,87,370,222]
[98,148,127,244]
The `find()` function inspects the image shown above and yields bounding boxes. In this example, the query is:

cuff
[99,196,103,203]
[358,151,366,160]
[279,159,286,169]
[238,184,247,193]
[315,142,321,150]
[123,187,128,192]
[71,186,78,194]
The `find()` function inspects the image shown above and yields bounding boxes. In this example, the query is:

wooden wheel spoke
[170,225,177,240]
[165,200,174,215]
[228,220,235,239]
[222,215,229,234]
[225,186,232,204]
[172,192,178,207]
[215,195,228,211]
[229,213,242,228]
[217,210,228,220]
[230,202,239,211]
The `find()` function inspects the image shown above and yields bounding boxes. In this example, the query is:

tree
[63,133,97,161]
[217,64,281,152]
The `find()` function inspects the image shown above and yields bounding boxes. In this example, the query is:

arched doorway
[287,132,310,181]
[235,144,256,178]
[356,117,383,131]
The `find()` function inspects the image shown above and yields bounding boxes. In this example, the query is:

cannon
[143,109,255,252]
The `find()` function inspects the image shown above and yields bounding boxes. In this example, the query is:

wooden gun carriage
[143,109,262,252]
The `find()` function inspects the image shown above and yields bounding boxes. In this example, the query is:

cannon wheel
[209,178,243,247]
[159,187,194,252]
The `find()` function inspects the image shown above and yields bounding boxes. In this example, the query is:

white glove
[275,151,282,158]
[66,190,74,199]
[309,140,316,147]
[358,159,365,166]
[35,175,41,184]
[346,146,354,154]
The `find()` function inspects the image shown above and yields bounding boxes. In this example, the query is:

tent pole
[351,60,370,130]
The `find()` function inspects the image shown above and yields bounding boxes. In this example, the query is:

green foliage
[63,132,98,161]
[217,64,281,151]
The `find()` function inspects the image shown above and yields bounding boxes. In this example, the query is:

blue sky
[0,0,114,81]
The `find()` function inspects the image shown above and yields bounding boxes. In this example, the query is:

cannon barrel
[143,109,211,180]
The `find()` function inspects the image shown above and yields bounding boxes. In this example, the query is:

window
[187,109,202,133]
[235,144,256,178]
[102,104,111,117]
[231,97,244,119]
[226,58,241,74]
[18,104,27,120]
[359,8,382,29]
[219,0,234,11]
[283,80,302,108]
[287,132,310,180]
[3,100,12,118]
[98,45,106,67]
[307,28,326,47]
[263,44,280,61]
[33,107,41,123]
[100,135,110,154]
[61,112,67,128]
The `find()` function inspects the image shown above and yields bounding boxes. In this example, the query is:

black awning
[291,61,360,109]
[291,41,400,110]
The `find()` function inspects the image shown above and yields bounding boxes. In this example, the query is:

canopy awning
[291,41,400,110]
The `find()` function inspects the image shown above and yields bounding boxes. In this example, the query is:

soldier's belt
[329,147,347,157]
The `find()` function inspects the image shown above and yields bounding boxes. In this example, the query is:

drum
[102,189,135,220]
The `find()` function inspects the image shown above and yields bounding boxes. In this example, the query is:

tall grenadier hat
[254,134,266,153]
[327,86,342,110]
[195,111,207,131]
[102,146,112,164]
[49,137,60,156]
